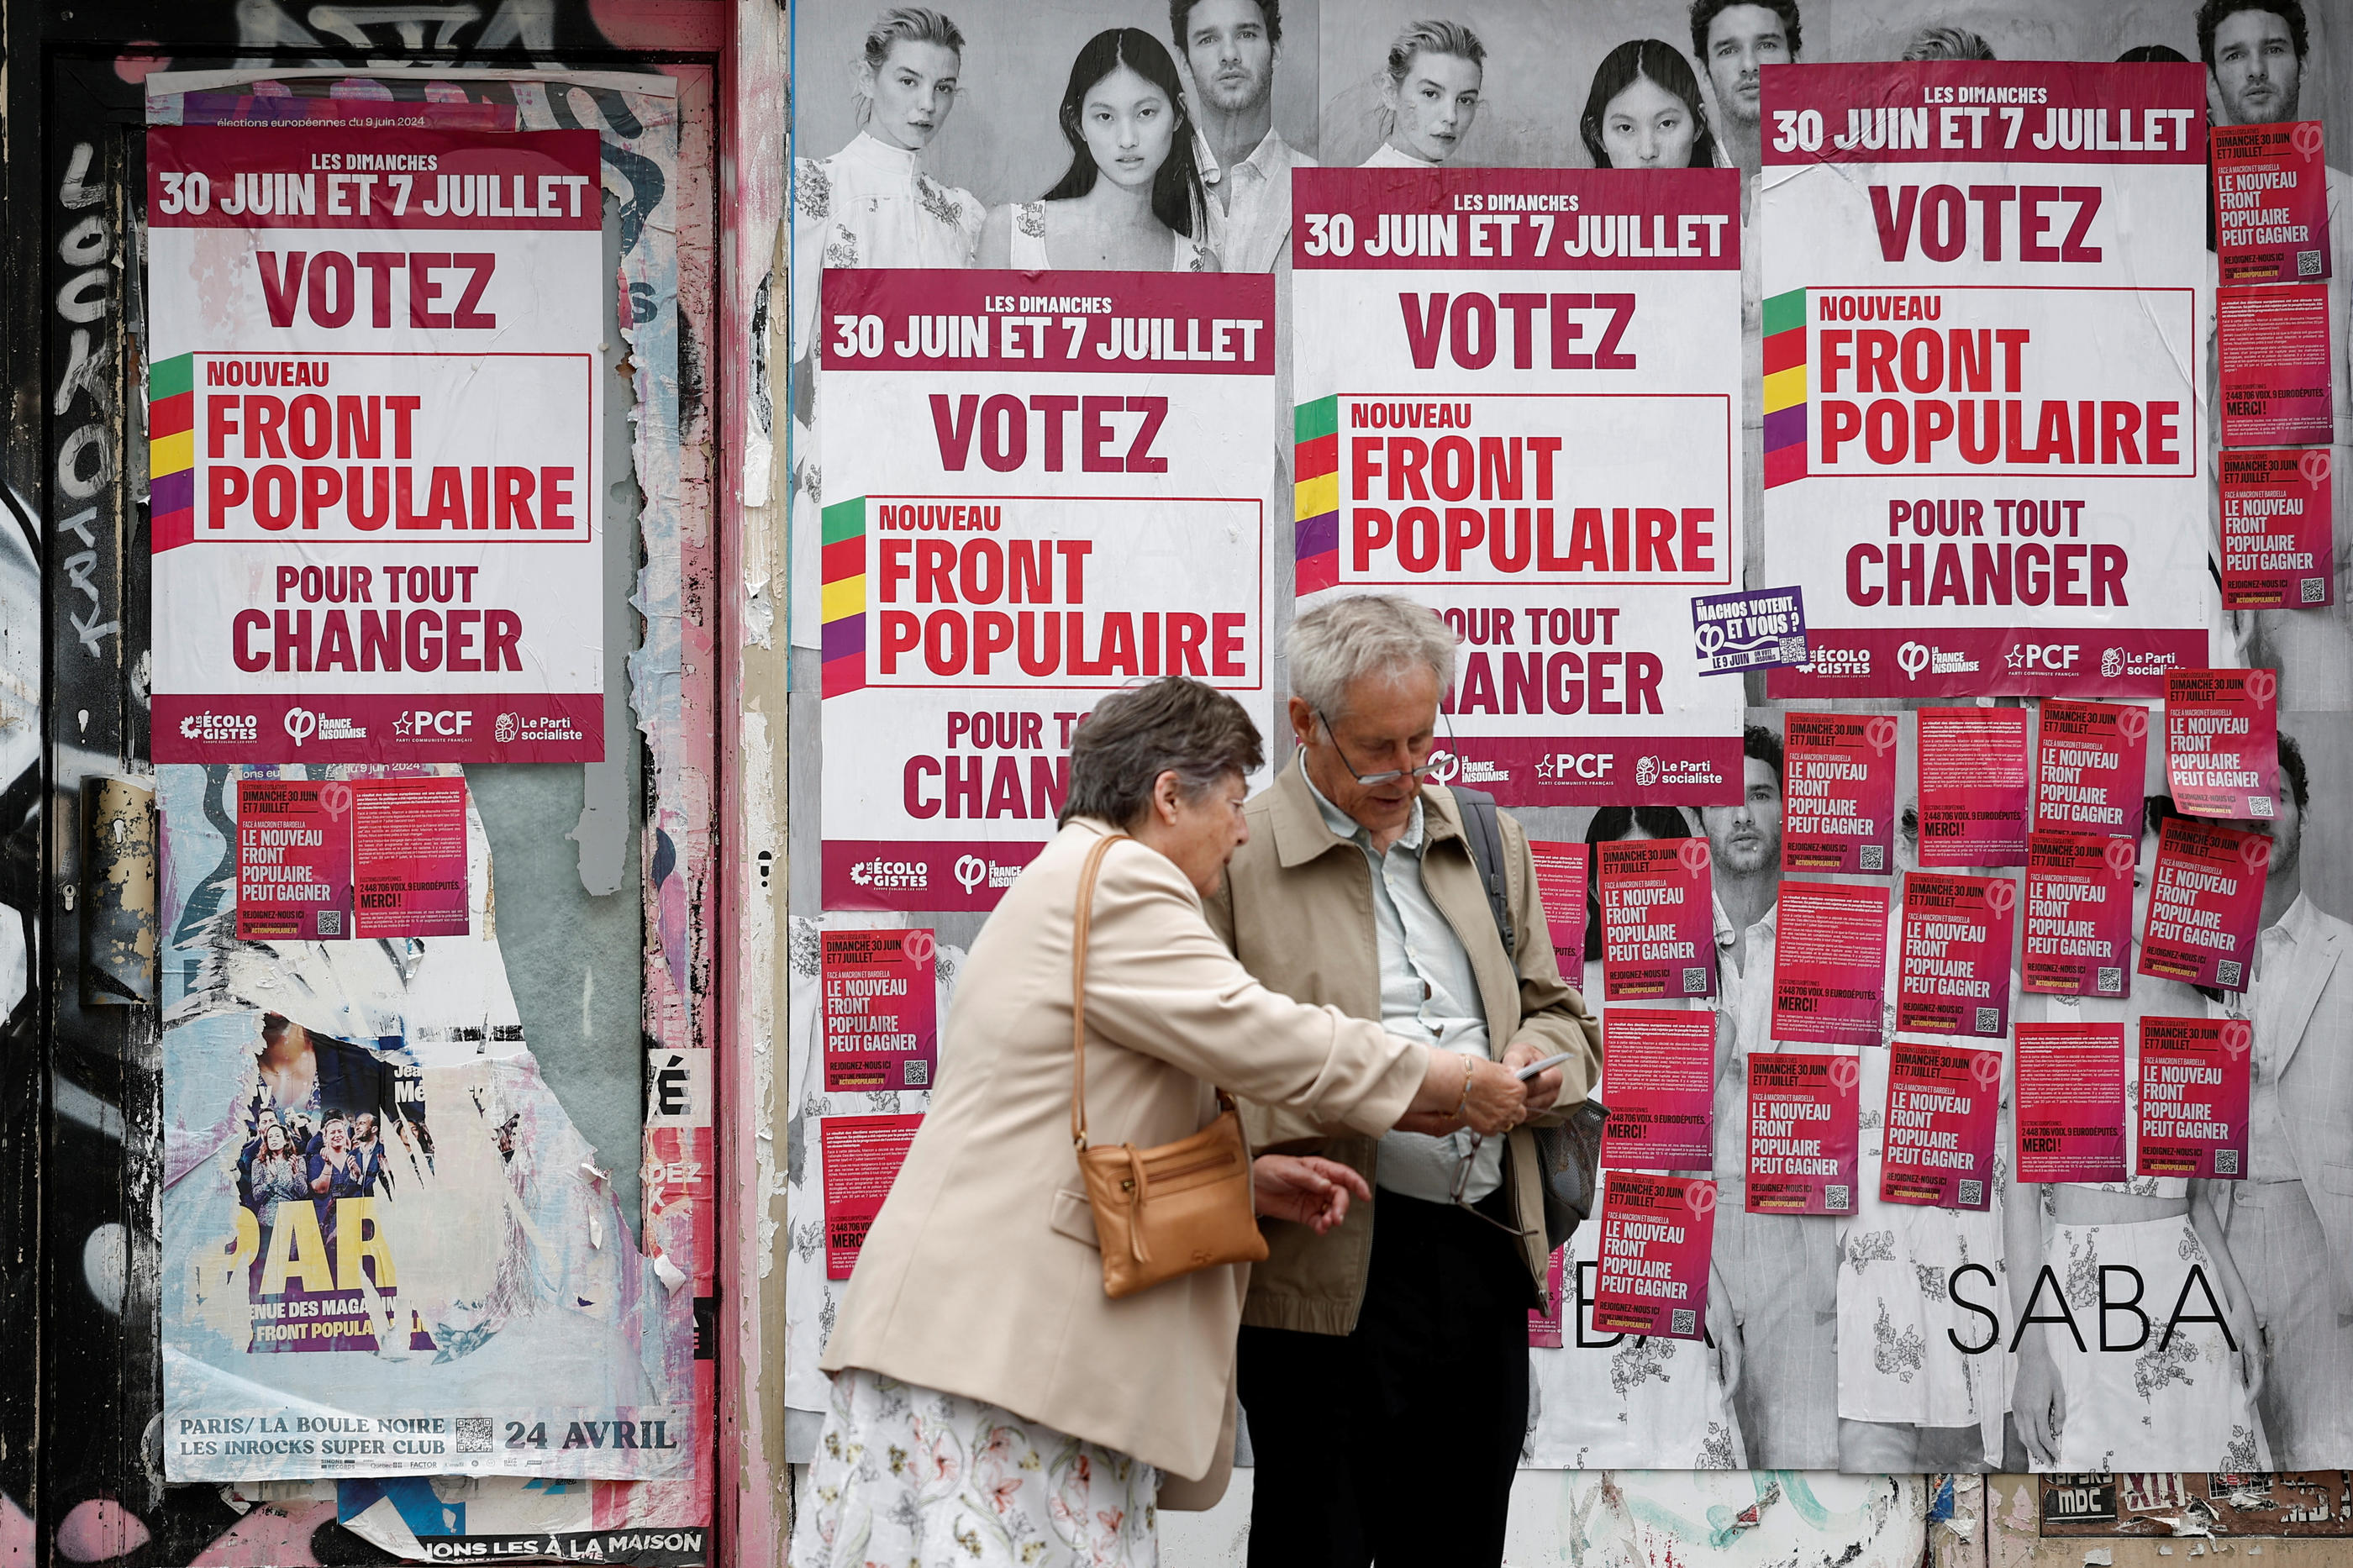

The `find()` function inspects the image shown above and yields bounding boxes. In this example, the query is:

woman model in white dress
[1361,19,1484,167]
[978,28,1216,273]
[789,8,984,643]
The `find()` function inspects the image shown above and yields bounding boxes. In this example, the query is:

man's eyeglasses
[1315,708,1453,787]
[1449,1131,1538,1239]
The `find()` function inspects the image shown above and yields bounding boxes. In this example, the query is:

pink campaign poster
[2013,1021,2129,1184]
[1590,1172,1716,1341]
[234,778,353,941]
[1599,1009,1717,1171]
[2138,1017,2253,1181]
[2138,817,2270,992]
[2166,668,2282,820]
[2219,283,2333,448]
[1770,881,1890,1047]
[1597,839,1717,1002]
[2219,449,2335,611]
[1781,713,1897,875]
[822,1113,925,1281]
[820,929,939,1094]
[2021,829,2138,997]
[2034,699,2150,842]
[1896,872,2018,1039]
[1745,1053,1860,1216]
[1527,840,1591,992]
[349,777,469,938]
[1918,708,2031,867]
[1528,1247,1568,1350]
[1881,1041,2003,1211]
[2214,119,2334,282]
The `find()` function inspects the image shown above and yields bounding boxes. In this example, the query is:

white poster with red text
[147,126,604,762]
[817,270,1274,912]
[1292,168,1743,803]
[1761,62,2212,698]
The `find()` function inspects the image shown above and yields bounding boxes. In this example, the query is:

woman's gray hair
[1286,594,1457,719]
[1059,677,1265,828]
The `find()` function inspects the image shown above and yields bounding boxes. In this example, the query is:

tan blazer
[819,817,1428,1499]
[1206,764,1601,1333]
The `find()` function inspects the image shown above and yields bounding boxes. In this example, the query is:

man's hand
[1503,1041,1566,1114]
[1252,1155,1374,1234]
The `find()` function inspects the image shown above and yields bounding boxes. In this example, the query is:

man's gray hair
[1286,595,1457,718]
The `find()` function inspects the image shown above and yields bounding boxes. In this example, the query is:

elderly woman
[794,676,1526,1568]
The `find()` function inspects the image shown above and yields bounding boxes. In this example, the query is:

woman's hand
[1252,1155,1373,1234]
[2012,1328,2066,1466]
[1397,1052,1528,1137]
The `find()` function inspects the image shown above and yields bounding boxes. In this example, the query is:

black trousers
[1239,1191,1534,1568]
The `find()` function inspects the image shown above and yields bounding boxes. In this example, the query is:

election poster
[2021,829,2135,997]
[2138,1017,2251,1181]
[1292,164,1745,802]
[147,126,606,763]
[1916,707,2030,866]
[1599,1010,1716,1171]
[1781,712,1896,873]
[2167,668,2282,818]
[1880,1041,2001,1210]
[1528,840,1590,992]
[1597,837,1717,1002]
[1761,62,2211,698]
[817,270,1275,912]
[821,1115,924,1280]
[2013,1021,2127,1183]
[1770,881,1889,1046]
[2219,283,2334,448]
[820,930,938,1093]
[1591,1173,1716,1341]
[1896,871,2017,1039]
[2139,817,2269,991]
[2220,448,2335,610]
[2213,120,2332,283]
[2033,698,2149,839]
[1745,1054,1858,1216]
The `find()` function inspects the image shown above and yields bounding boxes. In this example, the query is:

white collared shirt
[2221,891,2327,1182]
[1194,127,1313,274]
[1303,758,1501,1202]
[1360,140,1439,168]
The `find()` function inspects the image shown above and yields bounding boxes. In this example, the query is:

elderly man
[1209,594,1598,1568]
[2211,732,2353,1466]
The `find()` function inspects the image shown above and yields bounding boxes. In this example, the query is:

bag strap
[1449,785,1516,961]
[1071,831,1131,1151]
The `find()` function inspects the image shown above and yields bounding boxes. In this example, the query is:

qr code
[1671,1308,1697,1336]
[1825,1184,1852,1211]
[315,908,342,937]
[2218,959,2245,988]
[1777,635,1808,662]
[2306,576,2329,604]
[1861,845,1886,871]
[2250,796,2276,818]
[1683,966,1709,995]
[2214,1148,2241,1175]
[1975,1006,1999,1034]
[902,1059,929,1087]
[2097,966,2123,994]
[455,1418,494,1454]
[1957,1179,1985,1207]
[2300,248,2326,277]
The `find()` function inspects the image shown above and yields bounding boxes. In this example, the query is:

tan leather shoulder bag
[1071,832,1269,1298]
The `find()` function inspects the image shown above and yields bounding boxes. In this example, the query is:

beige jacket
[820,818,1428,1501]
[1206,765,1600,1334]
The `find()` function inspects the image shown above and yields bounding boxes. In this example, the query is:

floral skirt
[791,1366,1161,1568]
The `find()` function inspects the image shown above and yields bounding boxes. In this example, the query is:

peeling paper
[2085,1550,2115,1565]
[652,1250,687,1292]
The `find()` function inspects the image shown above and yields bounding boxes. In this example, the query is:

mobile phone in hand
[1513,1050,1577,1082]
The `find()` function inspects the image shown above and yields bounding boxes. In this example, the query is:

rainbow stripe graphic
[150,354,196,552]
[820,497,867,696]
[1293,396,1340,595]
[1762,289,1808,489]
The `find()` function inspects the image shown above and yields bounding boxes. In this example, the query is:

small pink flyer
[823,1113,925,1280]
[2013,1021,2129,1184]
[1744,1052,1860,1216]
[1590,1172,1716,1341]
[234,778,354,941]
[1771,881,1890,1046]
[1598,838,1717,1003]
[2166,668,2282,820]
[349,776,470,938]
[1880,1041,2002,1210]
[1781,713,1898,875]
[2034,699,2150,842]
[1918,708,2031,867]
[2214,120,2332,283]
[1896,871,2018,1039]
[1528,1246,1567,1349]
[1599,1009,1717,1171]
[2138,1017,2252,1181]
[2219,283,2333,447]
[2219,448,2335,610]
[821,929,940,1093]
[2138,818,2270,992]
[1527,840,1591,992]
[2021,829,2138,997]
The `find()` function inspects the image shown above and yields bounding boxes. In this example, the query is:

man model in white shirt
[1173,0,1313,274]
[2212,731,2353,1465]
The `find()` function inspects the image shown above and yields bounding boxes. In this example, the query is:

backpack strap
[1448,784,1516,962]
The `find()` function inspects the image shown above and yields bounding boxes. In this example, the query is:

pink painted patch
[113,45,169,84]
[587,0,726,50]
[0,1492,34,1566]
[55,1499,150,1563]
[188,1500,334,1567]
